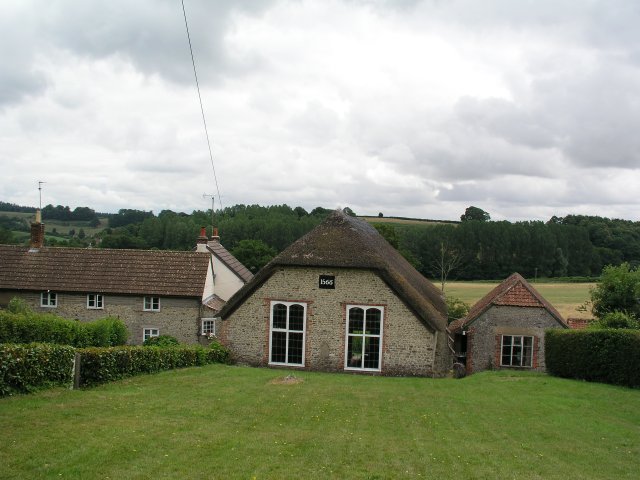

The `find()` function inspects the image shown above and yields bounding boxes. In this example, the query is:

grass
[446,281,594,319]
[1,366,638,479]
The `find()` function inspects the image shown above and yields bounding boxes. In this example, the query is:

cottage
[218,210,449,376]
[448,273,568,373]
[0,214,251,344]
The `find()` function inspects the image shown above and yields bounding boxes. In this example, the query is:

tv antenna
[203,193,215,234]
[38,181,46,210]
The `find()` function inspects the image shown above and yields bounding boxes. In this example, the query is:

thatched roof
[0,245,209,297]
[219,210,446,332]
[448,272,567,332]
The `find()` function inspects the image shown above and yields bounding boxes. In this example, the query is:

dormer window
[41,292,57,308]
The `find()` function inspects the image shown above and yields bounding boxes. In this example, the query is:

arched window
[269,301,307,366]
[345,305,383,371]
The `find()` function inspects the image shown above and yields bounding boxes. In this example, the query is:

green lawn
[1,366,638,479]
[446,281,594,320]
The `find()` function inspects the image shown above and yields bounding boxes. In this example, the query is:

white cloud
[2,0,640,221]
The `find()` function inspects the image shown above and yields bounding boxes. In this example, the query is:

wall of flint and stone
[219,266,447,376]
[466,305,565,373]
[0,290,203,345]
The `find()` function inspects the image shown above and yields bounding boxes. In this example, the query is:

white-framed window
[41,292,57,308]
[345,305,384,372]
[143,328,160,342]
[269,301,307,366]
[501,335,534,367]
[87,293,104,309]
[143,296,160,312]
[201,318,216,336]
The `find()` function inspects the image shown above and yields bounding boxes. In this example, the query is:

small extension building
[448,273,568,373]
[0,215,251,344]
[218,210,449,376]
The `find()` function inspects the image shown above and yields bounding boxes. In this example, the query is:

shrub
[546,329,640,388]
[0,343,75,396]
[446,296,470,324]
[590,311,640,330]
[208,340,231,364]
[7,297,32,315]
[143,335,179,347]
[78,344,226,387]
[0,310,127,347]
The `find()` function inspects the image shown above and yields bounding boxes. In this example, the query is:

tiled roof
[0,245,209,297]
[448,272,567,332]
[207,241,253,283]
[220,210,447,332]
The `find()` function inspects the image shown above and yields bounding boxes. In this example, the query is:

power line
[181,0,223,210]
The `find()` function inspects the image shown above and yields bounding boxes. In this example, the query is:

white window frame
[40,292,57,308]
[87,293,104,310]
[500,335,534,367]
[143,296,161,312]
[268,301,307,367]
[344,305,384,372]
[143,328,160,342]
[201,318,217,336]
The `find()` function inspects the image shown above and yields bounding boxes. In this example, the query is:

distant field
[446,281,594,319]
[360,216,456,226]
[0,210,108,237]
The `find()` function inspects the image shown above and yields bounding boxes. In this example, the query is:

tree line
[3,200,640,279]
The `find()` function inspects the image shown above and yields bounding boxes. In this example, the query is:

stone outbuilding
[448,273,568,374]
[218,210,449,376]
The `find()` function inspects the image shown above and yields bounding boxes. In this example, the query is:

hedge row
[546,329,640,388]
[0,311,128,347]
[78,344,230,387]
[0,342,231,395]
[0,343,76,396]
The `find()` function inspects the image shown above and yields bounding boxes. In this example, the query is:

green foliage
[546,329,640,387]
[7,297,32,315]
[590,311,640,330]
[373,224,399,248]
[446,296,470,324]
[232,239,277,272]
[78,345,226,387]
[143,335,179,347]
[460,206,490,222]
[0,343,75,396]
[0,226,13,243]
[208,340,231,364]
[0,308,128,347]
[590,263,640,319]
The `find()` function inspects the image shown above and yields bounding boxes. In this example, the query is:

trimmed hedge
[0,343,75,396]
[0,311,128,347]
[546,329,640,388]
[78,343,231,387]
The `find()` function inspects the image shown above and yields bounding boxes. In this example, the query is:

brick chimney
[30,209,45,249]
[196,226,209,252]
[211,227,220,243]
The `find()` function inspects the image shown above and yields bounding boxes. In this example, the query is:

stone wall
[1,290,203,345]
[467,305,566,373]
[220,266,445,376]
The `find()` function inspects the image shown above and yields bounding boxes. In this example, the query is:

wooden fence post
[73,352,82,389]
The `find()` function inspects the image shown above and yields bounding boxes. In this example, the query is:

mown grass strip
[1,367,638,479]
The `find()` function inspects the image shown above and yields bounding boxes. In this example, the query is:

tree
[432,241,464,292]
[446,296,470,324]
[232,239,277,273]
[342,207,356,217]
[460,206,490,222]
[590,263,640,319]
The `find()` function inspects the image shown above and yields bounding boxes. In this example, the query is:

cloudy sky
[2,0,640,221]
